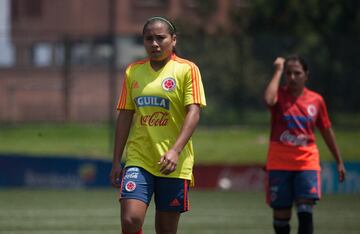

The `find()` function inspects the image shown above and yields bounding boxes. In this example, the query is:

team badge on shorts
[162,77,176,91]
[125,181,136,192]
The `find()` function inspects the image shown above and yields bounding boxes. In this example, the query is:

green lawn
[0,123,359,164]
[0,189,359,234]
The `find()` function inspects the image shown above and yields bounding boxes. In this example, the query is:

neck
[150,55,173,71]
[288,86,305,97]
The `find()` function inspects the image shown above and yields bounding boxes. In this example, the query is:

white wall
[0,0,14,67]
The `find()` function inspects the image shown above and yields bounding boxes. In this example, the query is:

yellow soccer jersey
[117,54,206,180]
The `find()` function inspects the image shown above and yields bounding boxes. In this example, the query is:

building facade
[0,0,246,122]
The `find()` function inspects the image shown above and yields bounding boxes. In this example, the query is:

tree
[234,0,360,111]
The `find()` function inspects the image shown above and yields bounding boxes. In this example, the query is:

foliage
[232,0,360,111]
[175,0,360,126]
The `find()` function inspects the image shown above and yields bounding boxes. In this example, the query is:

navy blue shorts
[266,170,321,209]
[119,166,190,213]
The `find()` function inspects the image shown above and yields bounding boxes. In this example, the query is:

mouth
[151,50,161,54]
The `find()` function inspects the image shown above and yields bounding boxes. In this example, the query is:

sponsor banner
[321,162,360,194]
[194,165,266,191]
[0,154,111,188]
[0,155,359,193]
[194,163,360,193]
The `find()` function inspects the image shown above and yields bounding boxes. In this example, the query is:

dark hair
[142,16,177,36]
[285,54,309,74]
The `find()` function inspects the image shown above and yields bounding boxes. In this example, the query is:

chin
[150,56,168,62]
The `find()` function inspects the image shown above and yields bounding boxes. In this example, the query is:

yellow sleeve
[183,63,206,107]
[117,67,135,110]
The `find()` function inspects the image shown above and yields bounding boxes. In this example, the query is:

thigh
[154,177,190,213]
[120,166,154,205]
[294,170,321,201]
[267,170,294,209]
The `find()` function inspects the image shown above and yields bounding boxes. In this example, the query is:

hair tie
[147,16,175,32]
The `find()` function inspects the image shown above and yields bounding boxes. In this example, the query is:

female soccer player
[110,16,206,234]
[264,55,346,234]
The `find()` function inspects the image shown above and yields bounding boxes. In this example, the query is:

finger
[160,164,170,173]
[159,161,168,173]
[160,163,176,175]
[112,177,122,188]
[160,161,173,174]
[340,171,346,182]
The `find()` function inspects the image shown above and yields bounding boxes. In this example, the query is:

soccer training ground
[0,189,359,234]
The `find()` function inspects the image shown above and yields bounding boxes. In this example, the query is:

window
[32,43,52,67]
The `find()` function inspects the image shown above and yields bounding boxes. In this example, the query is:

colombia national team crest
[125,181,136,192]
[162,77,176,91]
[307,104,317,117]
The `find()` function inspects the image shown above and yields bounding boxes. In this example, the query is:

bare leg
[155,211,180,234]
[121,199,148,233]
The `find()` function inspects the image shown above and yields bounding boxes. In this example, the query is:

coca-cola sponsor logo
[125,172,139,179]
[280,130,308,146]
[140,111,169,126]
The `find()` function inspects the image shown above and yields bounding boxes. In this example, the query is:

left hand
[337,162,346,183]
[158,149,179,175]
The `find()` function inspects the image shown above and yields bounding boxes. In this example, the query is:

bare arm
[264,57,285,106]
[159,104,201,175]
[110,109,134,187]
[319,127,346,182]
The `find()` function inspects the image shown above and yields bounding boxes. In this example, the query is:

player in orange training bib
[264,55,346,234]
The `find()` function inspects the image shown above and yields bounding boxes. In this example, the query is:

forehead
[143,21,170,35]
[285,60,304,71]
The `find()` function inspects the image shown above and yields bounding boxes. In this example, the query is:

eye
[294,71,302,76]
[145,36,154,41]
[156,35,167,41]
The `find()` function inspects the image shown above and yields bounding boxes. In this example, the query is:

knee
[273,208,292,220]
[296,199,314,214]
[121,214,143,231]
[296,203,313,214]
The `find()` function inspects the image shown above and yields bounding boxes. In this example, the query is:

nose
[151,39,159,47]
[290,73,296,80]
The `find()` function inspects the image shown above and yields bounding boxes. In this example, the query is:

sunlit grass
[0,123,359,163]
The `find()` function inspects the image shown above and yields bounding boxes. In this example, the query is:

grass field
[0,124,359,164]
[1,123,359,233]
[0,189,359,234]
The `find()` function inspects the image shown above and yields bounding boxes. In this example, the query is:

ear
[172,35,177,47]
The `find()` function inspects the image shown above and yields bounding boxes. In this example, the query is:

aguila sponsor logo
[140,111,169,126]
[134,96,169,110]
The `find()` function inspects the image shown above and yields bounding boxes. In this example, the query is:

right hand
[110,164,123,188]
[274,57,285,72]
